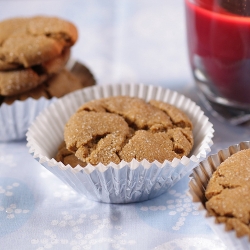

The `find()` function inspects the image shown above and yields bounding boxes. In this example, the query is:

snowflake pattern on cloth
[1,0,250,249]
[31,211,136,250]
[0,178,34,237]
[136,176,212,234]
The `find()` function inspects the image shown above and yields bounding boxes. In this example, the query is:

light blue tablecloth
[0,1,250,249]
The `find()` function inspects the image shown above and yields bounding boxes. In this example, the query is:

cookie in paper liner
[189,141,250,250]
[27,83,214,203]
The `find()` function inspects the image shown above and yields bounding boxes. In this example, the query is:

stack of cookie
[0,16,95,105]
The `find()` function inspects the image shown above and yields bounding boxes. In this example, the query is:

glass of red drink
[185,0,250,123]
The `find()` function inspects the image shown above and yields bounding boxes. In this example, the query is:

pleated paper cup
[0,97,56,142]
[27,83,214,203]
[189,141,250,250]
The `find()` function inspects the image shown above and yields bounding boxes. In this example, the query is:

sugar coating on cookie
[64,96,194,166]
[0,48,70,96]
[0,16,77,69]
[205,149,250,238]
[3,66,95,104]
[0,69,47,96]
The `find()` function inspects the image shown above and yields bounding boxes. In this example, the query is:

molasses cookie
[64,96,193,166]
[205,149,250,238]
[3,67,95,104]
[26,83,214,203]
[0,16,77,69]
[0,48,70,96]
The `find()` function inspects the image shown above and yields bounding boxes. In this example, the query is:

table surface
[1,1,250,250]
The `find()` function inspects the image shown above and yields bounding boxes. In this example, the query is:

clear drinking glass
[185,0,250,124]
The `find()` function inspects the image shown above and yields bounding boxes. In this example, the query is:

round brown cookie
[205,149,250,238]
[0,69,47,96]
[3,83,47,104]
[205,149,250,200]
[56,141,86,168]
[64,96,193,165]
[0,49,70,96]
[2,66,95,104]
[45,65,95,98]
[0,16,77,69]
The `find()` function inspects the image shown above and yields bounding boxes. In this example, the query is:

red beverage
[185,0,250,106]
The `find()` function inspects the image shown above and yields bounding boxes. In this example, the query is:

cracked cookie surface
[0,16,77,69]
[64,96,193,166]
[56,141,87,168]
[205,149,250,238]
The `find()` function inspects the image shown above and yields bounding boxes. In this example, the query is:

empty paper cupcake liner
[0,97,56,142]
[27,83,214,203]
[189,141,250,250]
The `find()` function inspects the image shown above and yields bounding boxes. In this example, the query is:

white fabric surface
[0,1,250,249]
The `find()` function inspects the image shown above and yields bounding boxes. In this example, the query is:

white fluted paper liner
[27,83,214,203]
[0,97,56,142]
[189,141,250,250]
